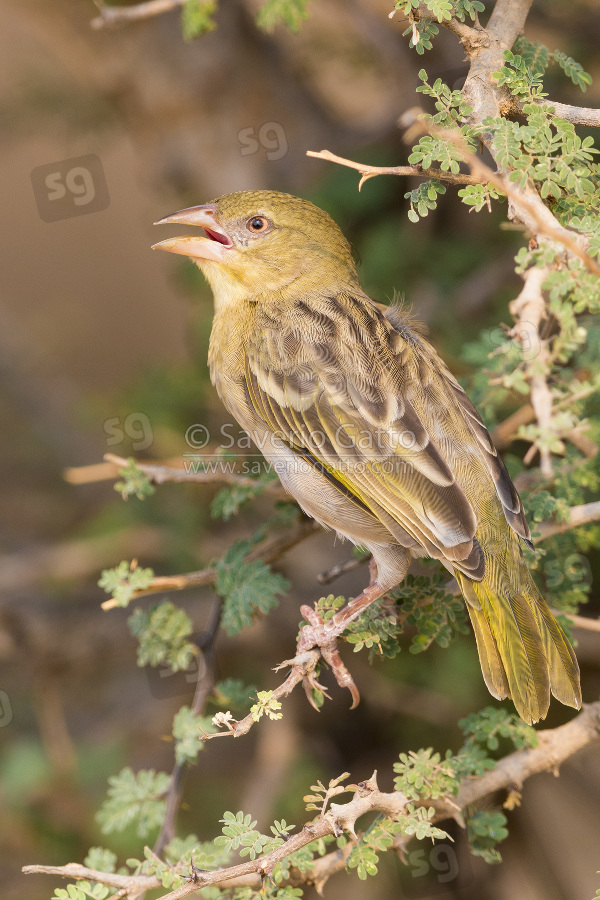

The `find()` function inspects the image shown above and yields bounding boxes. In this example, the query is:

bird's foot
[282,582,387,709]
[296,603,361,708]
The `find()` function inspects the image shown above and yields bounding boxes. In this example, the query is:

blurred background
[1,1,599,898]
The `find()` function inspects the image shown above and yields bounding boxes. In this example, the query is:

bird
[153,189,581,724]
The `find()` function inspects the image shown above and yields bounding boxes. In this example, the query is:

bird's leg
[295,573,387,708]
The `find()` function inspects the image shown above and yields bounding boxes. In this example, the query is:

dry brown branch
[461,0,533,122]
[491,403,535,449]
[401,111,600,278]
[207,648,322,741]
[154,602,221,856]
[509,265,554,478]
[99,453,287,496]
[306,149,486,189]
[24,701,600,898]
[91,0,186,29]
[491,385,600,452]
[565,426,598,459]
[534,500,600,541]
[101,518,319,609]
[318,555,364,584]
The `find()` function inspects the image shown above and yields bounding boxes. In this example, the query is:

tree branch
[91,0,186,30]
[509,265,554,478]
[306,148,487,188]
[400,110,600,277]
[64,453,288,497]
[534,500,600,541]
[515,99,600,127]
[101,517,320,609]
[24,701,600,899]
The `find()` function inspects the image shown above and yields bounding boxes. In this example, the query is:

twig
[534,500,600,541]
[101,453,287,496]
[24,701,600,898]
[491,403,535,449]
[491,383,600,451]
[400,110,600,278]
[91,0,186,30]
[154,601,222,856]
[318,555,365,584]
[306,149,486,189]
[22,864,159,894]
[101,518,320,609]
[390,2,488,52]
[207,649,322,741]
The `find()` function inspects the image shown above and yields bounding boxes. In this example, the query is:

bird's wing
[243,291,526,577]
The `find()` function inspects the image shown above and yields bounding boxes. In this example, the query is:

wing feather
[243,292,498,578]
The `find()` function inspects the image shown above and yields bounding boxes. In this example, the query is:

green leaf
[250,690,283,722]
[181,0,218,40]
[467,809,509,863]
[211,678,257,709]
[256,0,310,32]
[553,50,592,92]
[459,707,538,751]
[216,541,290,636]
[128,601,197,671]
[453,0,485,21]
[113,458,155,501]
[96,767,170,838]
[83,847,117,874]
[393,748,460,799]
[98,560,155,609]
[172,707,218,764]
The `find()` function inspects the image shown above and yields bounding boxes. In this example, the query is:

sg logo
[238,122,288,161]
[403,842,471,896]
[103,412,154,452]
[145,636,206,700]
[31,154,110,222]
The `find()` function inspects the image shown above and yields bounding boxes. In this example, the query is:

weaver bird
[153,190,581,724]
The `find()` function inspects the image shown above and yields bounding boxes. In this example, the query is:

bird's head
[153,190,360,307]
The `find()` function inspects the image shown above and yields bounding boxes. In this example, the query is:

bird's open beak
[152,204,232,262]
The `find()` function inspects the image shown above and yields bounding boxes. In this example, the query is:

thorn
[187,857,206,884]
[357,771,378,795]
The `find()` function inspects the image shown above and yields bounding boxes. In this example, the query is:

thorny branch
[23,701,600,898]
[306,149,487,190]
[101,516,320,609]
[509,265,554,477]
[66,453,287,497]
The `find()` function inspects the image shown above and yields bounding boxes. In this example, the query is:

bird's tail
[455,546,581,724]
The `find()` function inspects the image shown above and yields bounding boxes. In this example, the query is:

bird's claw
[294,603,361,708]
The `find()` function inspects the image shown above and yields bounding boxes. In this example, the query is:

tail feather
[467,605,510,701]
[456,552,581,724]
[528,600,581,709]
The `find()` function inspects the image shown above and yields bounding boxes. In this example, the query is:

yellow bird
[153,190,581,724]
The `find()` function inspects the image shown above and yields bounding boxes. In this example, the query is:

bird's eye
[247,216,269,233]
